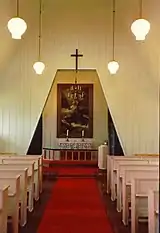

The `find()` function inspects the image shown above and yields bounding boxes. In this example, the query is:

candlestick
[67,129,69,137]
[82,130,84,137]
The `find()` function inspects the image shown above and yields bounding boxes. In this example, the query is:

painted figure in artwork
[61,98,89,131]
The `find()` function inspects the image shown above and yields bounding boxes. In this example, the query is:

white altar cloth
[57,138,94,150]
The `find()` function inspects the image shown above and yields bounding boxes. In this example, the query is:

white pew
[107,155,142,194]
[148,190,159,233]
[0,185,9,233]
[21,155,43,193]
[106,155,126,193]
[0,163,34,212]
[131,178,159,233]
[107,155,138,193]
[22,155,42,193]
[0,155,43,194]
[135,154,159,157]
[116,163,159,212]
[0,158,40,201]
[110,157,158,201]
[107,155,158,195]
[0,175,20,233]
[0,168,28,226]
[121,169,158,225]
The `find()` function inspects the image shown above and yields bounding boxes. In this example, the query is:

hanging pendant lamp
[131,0,150,41]
[7,0,27,39]
[33,61,45,75]
[108,61,119,75]
[108,0,119,75]
[33,0,45,75]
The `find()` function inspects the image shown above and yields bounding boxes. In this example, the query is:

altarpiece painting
[57,84,93,138]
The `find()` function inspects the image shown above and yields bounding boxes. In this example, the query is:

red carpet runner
[37,178,113,233]
[43,166,98,176]
[42,159,98,176]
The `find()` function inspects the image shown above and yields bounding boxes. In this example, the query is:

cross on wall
[71,49,83,72]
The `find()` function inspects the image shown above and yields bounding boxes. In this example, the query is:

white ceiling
[0,0,159,81]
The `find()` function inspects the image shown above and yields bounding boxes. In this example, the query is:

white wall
[0,0,159,155]
[43,70,108,149]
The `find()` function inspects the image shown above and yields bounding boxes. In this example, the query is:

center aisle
[37,178,114,233]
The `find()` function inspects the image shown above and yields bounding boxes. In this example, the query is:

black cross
[71,49,83,72]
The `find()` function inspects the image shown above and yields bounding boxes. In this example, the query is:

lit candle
[82,130,84,137]
[67,129,69,137]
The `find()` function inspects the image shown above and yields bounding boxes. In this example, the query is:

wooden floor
[8,175,148,233]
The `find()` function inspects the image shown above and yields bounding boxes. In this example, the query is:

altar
[57,138,94,150]
[43,138,97,161]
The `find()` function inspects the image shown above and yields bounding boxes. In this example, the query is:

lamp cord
[139,0,142,18]
[16,0,19,17]
[112,0,115,60]
[38,0,42,60]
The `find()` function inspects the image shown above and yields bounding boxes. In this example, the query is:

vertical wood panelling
[0,0,159,155]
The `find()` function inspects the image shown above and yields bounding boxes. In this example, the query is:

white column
[98,145,108,169]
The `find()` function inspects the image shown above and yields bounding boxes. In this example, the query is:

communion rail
[42,148,98,162]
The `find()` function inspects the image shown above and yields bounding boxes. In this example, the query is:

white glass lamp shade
[131,18,150,41]
[108,60,119,74]
[7,17,27,39]
[33,61,45,75]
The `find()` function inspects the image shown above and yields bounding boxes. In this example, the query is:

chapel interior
[0,0,159,233]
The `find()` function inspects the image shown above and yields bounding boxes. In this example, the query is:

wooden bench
[0,168,28,226]
[116,163,159,212]
[0,163,34,212]
[0,185,9,233]
[0,175,20,233]
[0,158,40,201]
[120,168,158,225]
[110,157,158,201]
[106,155,156,194]
[0,155,43,194]
[131,178,159,233]
[20,155,43,193]
[106,155,159,195]
[107,155,125,193]
[148,189,159,233]
[135,154,159,157]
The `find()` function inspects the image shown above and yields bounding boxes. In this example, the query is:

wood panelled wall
[0,0,159,155]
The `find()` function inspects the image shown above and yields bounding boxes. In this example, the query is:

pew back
[120,164,159,180]
[107,155,159,194]
[0,175,20,196]
[0,185,9,233]
[131,178,159,233]
[0,163,33,176]
[148,189,159,233]
[121,169,158,225]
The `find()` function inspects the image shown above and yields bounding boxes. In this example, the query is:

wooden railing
[42,148,98,162]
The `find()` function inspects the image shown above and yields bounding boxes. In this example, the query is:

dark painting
[57,84,93,138]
